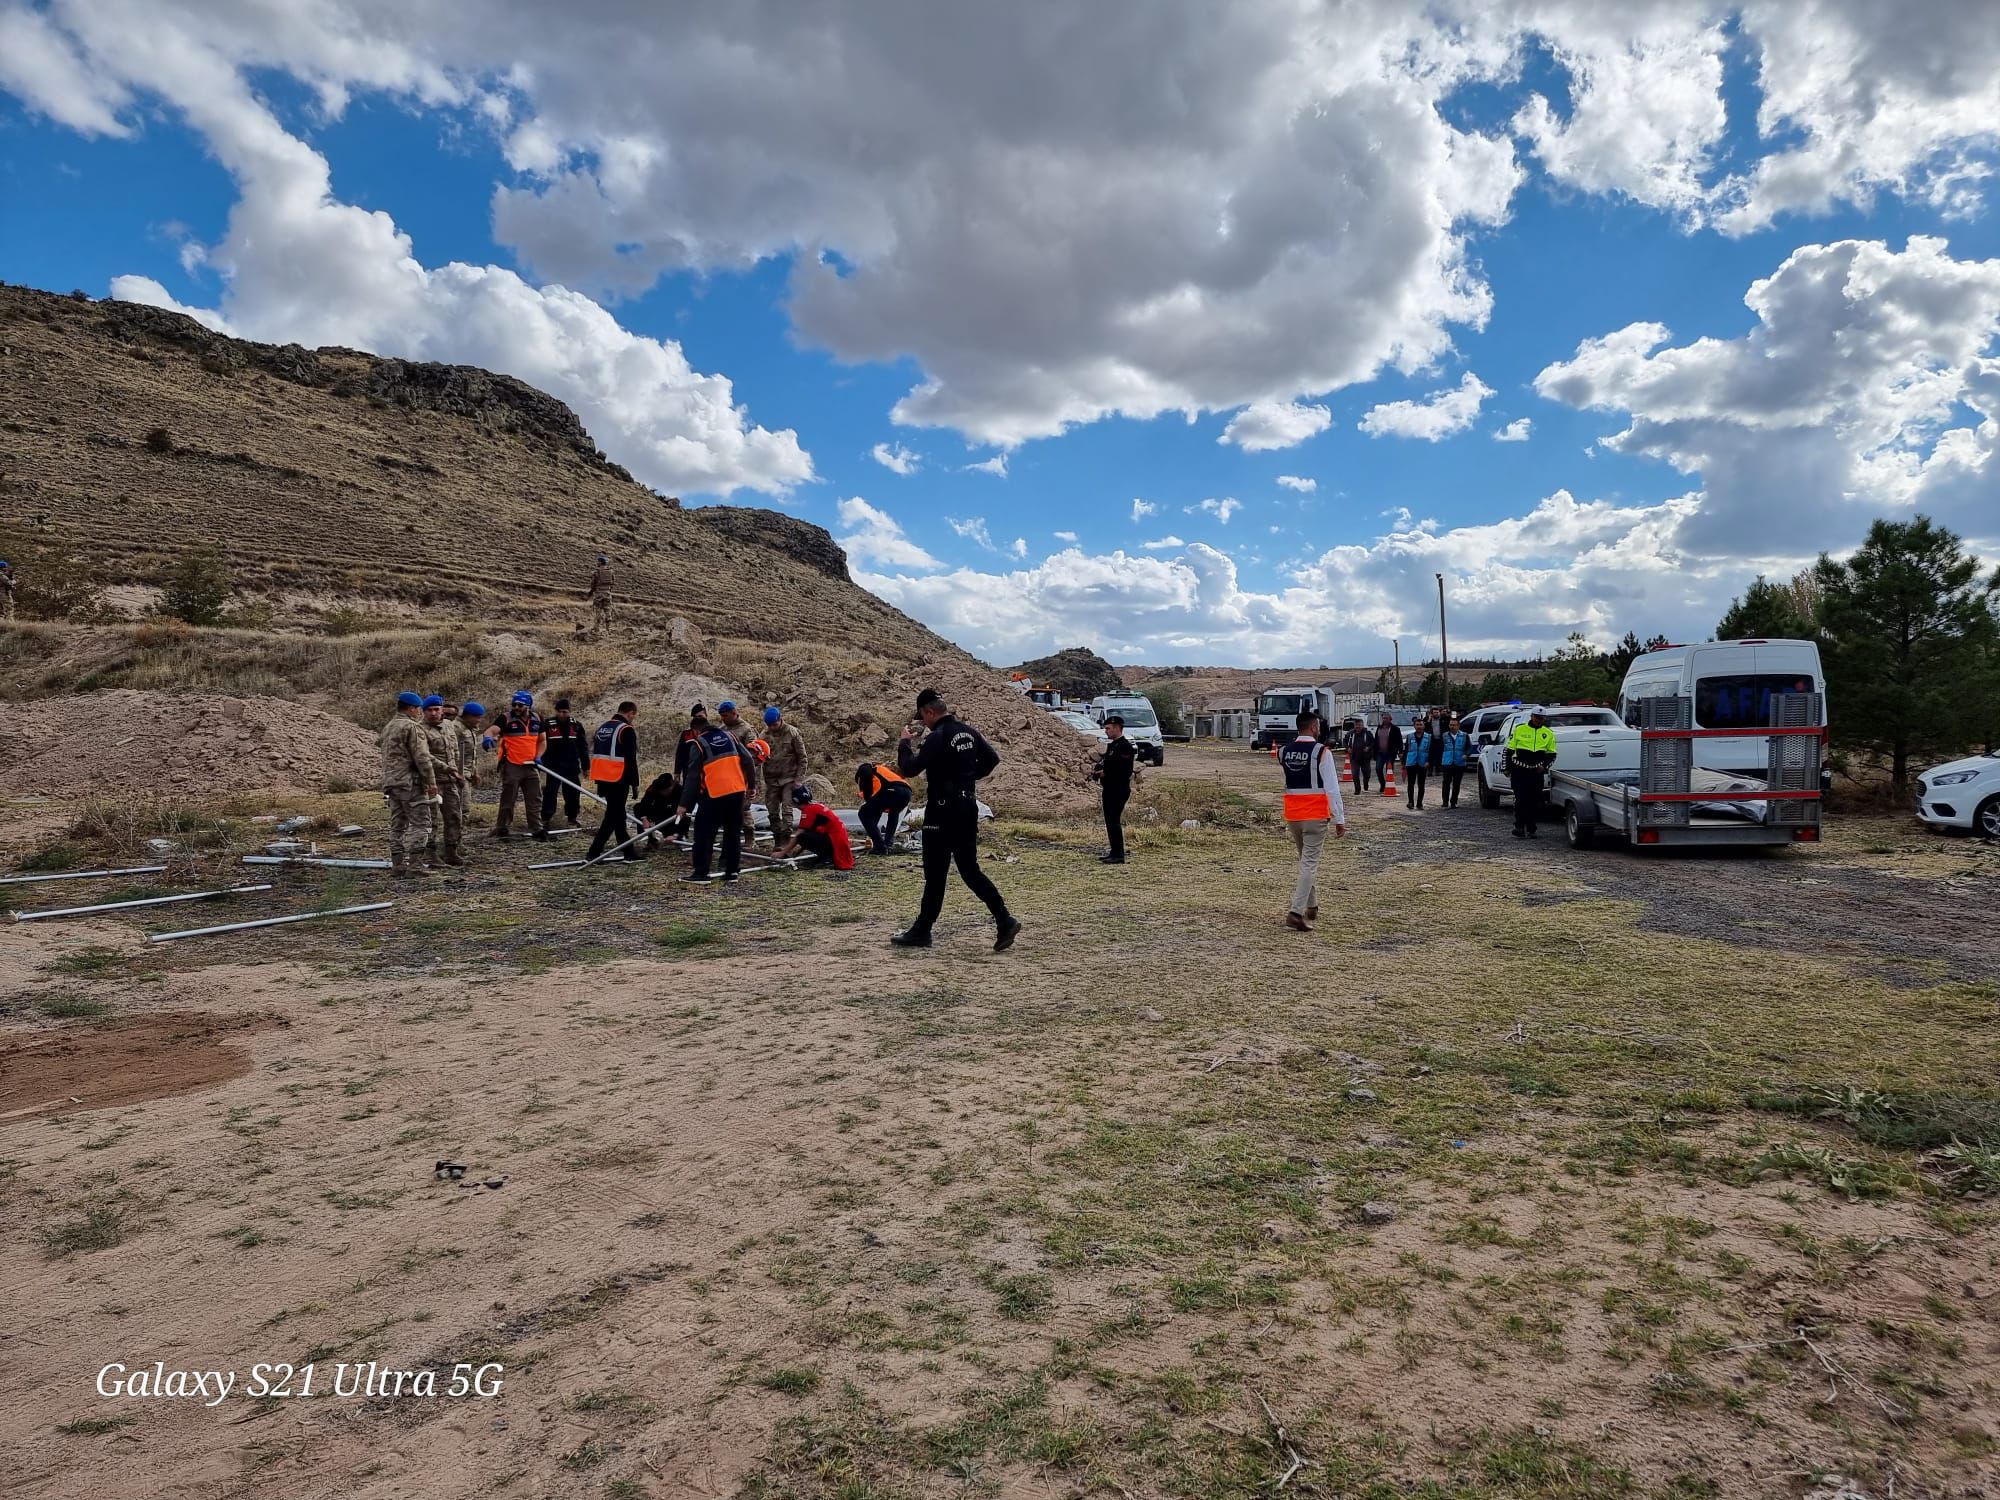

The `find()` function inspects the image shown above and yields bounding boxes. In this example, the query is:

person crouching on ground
[1279,708,1346,931]
[632,770,689,850]
[772,785,856,870]
[855,759,912,854]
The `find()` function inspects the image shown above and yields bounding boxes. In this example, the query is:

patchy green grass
[40,1203,128,1258]
[41,945,126,978]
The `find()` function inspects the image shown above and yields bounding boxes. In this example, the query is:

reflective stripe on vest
[1278,736,1333,821]
[497,720,541,764]
[589,720,628,782]
[698,726,746,797]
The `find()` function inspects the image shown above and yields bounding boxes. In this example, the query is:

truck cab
[1252,685,1331,751]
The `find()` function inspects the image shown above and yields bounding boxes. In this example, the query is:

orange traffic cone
[1340,751,1354,784]
[1381,760,1398,798]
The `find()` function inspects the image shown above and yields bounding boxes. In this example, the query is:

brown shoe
[1285,912,1311,932]
[1305,905,1318,922]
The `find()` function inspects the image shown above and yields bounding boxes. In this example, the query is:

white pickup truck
[1475,707,1636,809]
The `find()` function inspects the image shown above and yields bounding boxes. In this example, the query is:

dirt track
[3,746,1996,1499]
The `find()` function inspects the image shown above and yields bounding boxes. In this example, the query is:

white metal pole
[240,855,394,870]
[0,865,169,886]
[146,901,396,944]
[15,884,272,923]
[535,762,609,806]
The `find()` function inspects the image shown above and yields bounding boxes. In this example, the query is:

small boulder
[1357,1202,1396,1226]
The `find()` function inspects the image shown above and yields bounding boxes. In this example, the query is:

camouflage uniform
[379,712,437,873]
[760,718,809,840]
[589,562,613,633]
[425,714,465,865]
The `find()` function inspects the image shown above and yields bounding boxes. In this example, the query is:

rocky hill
[1009,645,1123,702]
[0,283,943,655]
[0,283,1098,811]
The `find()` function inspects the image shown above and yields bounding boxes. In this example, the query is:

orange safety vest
[1279,736,1334,821]
[497,714,544,765]
[695,725,747,797]
[588,719,631,783]
[870,762,907,788]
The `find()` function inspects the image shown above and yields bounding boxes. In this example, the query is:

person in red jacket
[773,785,854,870]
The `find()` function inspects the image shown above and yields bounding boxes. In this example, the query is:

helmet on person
[397,691,423,708]
[597,554,608,564]
[791,784,812,806]
[422,694,443,708]
[748,738,770,762]
[462,701,485,718]
[512,691,533,706]
[763,706,781,725]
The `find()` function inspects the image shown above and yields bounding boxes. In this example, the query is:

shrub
[225,598,277,630]
[158,545,233,626]
[143,426,175,454]
[323,605,371,637]
[129,619,193,648]
[0,529,104,621]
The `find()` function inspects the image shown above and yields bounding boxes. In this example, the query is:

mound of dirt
[8,688,381,796]
[728,650,1100,816]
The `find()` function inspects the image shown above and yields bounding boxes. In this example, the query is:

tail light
[1792,827,1819,842]
[1636,828,1661,845]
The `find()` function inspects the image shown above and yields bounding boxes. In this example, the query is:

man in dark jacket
[679,716,758,881]
[1373,712,1404,778]
[890,688,1019,952]
[1347,719,1375,792]
[540,697,590,827]
[1092,715,1138,863]
[633,771,688,848]
[585,701,643,861]
[674,705,709,782]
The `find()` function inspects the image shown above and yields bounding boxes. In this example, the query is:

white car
[1474,706,1634,808]
[1915,753,2000,839]
[1052,710,1109,744]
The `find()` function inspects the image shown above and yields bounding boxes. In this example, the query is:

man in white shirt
[1277,710,1348,931]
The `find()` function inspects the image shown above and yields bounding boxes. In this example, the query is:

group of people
[1341,710,1474,810]
[377,684,1023,954]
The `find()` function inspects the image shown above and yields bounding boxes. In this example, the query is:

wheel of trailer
[1978,794,2000,842]
[1564,804,1593,849]
[1477,770,1500,809]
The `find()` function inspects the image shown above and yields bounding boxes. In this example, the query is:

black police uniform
[541,714,589,825]
[1098,735,1137,860]
[896,714,1011,938]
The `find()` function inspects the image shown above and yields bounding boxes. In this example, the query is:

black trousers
[541,766,583,825]
[859,785,912,853]
[691,792,744,878]
[1102,783,1130,857]
[1441,766,1464,807]
[1405,764,1428,807]
[1510,768,1543,832]
[586,780,632,859]
[911,803,1009,935]
[1353,754,1373,791]
[796,828,836,868]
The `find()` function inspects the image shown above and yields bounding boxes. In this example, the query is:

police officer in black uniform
[1092,714,1138,863]
[540,697,589,827]
[890,688,1020,952]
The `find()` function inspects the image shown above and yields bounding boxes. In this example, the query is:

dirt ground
[2,747,1996,1499]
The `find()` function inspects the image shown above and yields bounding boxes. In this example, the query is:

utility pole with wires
[1436,572,1450,706]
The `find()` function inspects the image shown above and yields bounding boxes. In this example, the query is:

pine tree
[1813,516,2000,791]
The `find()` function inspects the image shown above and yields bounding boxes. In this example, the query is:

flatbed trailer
[1543,693,1824,851]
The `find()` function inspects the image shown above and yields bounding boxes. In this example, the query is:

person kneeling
[632,771,690,850]
[772,786,855,870]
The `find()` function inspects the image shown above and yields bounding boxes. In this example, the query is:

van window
[1695,674,1819,729]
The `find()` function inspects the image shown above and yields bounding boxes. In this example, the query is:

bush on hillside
[0,529,105,621]
[158,545,234,626]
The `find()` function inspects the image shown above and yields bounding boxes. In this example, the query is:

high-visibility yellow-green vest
[1508,722,1557,756]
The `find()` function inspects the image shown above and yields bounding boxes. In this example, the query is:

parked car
[1052,709,1109,744]
[1915,753,2000,840]
[1475,706,1633,808]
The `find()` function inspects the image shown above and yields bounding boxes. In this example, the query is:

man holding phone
[889,688,1020,953]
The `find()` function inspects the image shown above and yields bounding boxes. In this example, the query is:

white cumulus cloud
[1219,400,1334,453]
[1141,535,1187,551]
[963,453,1009,477]
[1189,497,1242,524]
[835,497,940,570]
[1358,372,1493,441]
[871,441,921,475]
[1275,475,1317,492]
[1130,498,1158,521]
[1493,417,1532,442]
[948,516,999,551]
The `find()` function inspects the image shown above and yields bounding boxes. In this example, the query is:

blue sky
[3,2,1997,666]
